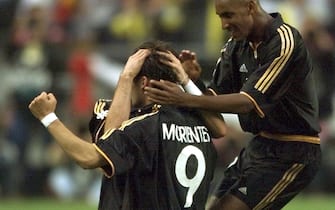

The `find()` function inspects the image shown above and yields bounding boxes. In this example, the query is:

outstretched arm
[29,92,106,169]
[104,49,150,132]
[145,81,254,113]
[148,50,255,113]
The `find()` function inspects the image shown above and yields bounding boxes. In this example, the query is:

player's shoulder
[119,104,162,129]
[271,14,302,42]
[89,99,112,142]
[92,99,112,118]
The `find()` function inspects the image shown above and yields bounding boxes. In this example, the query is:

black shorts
[214,135,321,210]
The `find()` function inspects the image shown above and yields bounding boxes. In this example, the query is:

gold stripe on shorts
[253,163,304,210]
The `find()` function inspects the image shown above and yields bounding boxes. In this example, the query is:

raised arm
[104,49,150,132]
[28,92,105,169]
[145,82,254,114]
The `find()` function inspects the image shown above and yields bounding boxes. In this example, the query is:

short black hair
[133,40,178,83]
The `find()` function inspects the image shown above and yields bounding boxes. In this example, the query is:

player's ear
[248,0,257,15]
[140,76,150,89]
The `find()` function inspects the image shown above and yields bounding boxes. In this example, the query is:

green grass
[0,194,334,210]
[283,194,335,210]
[0,198,96,210]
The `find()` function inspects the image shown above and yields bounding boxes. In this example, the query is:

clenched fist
[29,91,57,120]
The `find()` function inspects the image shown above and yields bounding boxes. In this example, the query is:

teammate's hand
[121,49,150,79]
[144,80,188,106]
[29,92,57,120]
[179,50,202,82]
[157,51,189,85]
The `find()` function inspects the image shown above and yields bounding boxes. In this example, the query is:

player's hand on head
[144,80,187,106]
[28,91,57,120]
[157,51,189,85]
[179,50,202,82]
[179,50,197,62]
[122,49,150,79]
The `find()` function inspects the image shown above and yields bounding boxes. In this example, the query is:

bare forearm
[104,74,132,132]
[182,93,254,114]
[47,120,105,169]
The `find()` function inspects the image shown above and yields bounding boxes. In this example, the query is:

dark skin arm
[144,80,254,114]
[154,50,255,114]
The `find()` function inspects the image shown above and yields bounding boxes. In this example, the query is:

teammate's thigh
[207,193,250,210]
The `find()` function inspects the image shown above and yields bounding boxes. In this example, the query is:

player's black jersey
[89,99,217,210]
[209,13,320,143]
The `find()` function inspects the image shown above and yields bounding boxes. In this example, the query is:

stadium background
[0,0,335,209]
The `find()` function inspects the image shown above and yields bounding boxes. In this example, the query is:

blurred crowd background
[0,0,335,205]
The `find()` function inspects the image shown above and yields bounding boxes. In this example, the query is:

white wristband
[183,80,202,96]
[41,112,58,128]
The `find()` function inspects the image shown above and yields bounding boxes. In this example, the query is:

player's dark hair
[133,40,178,83]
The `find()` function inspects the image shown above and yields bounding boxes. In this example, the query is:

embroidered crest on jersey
[94,100,110,120]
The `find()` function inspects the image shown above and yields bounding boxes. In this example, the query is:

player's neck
[248,12,273,44]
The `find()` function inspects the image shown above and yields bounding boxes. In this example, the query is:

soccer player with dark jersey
[28,41,225,210]
[144,1,322,210]
[89,99,217,209]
